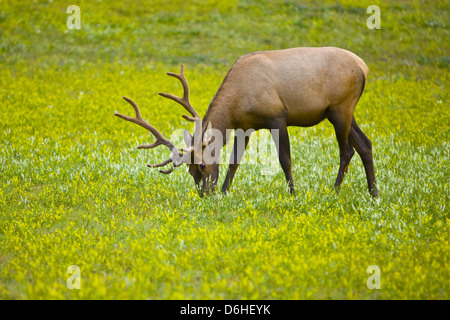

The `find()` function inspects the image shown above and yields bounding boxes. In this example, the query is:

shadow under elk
[115,47,378,198]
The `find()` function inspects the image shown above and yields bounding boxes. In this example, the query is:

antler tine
[147,158,172,168]
[156,153,186,174]
[116,97,174,149]
[115,96,183,172]
[159,167,174,174]
[158,64,201,122]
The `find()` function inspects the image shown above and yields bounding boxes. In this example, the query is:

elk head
[115,64,219,197]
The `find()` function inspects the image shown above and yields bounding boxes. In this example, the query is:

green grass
[0,0,448,299]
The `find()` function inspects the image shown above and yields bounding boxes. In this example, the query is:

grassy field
[0,0,448,299]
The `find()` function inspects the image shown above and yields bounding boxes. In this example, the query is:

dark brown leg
[221,134,250,194]
[328,110,354,193]
[271,124,295,195]
[349,117,378,197]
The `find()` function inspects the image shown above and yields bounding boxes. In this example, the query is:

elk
[115,47,378,197]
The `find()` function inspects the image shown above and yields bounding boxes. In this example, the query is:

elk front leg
[221,134,250,194]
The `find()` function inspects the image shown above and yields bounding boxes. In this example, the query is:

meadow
[0,0,448,299]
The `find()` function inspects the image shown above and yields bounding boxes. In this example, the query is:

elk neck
[201,96,233,147]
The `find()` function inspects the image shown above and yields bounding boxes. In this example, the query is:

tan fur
[206,47,368,132]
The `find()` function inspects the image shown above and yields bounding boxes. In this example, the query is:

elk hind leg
[349,117,378,197]
[271,124,295,195]
[328,110,354,193]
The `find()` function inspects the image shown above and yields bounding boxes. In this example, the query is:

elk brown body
[115,47,378,197]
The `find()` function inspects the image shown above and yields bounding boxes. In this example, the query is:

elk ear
[202,121,213,145]
[184,129,193,147]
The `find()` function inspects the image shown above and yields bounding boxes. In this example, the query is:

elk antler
[158,64,201,123]
[115,96,187,174]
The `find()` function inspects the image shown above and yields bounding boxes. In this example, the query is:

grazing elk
[115,47,378,197]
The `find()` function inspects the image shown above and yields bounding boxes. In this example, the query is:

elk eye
[200,163,206,170]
